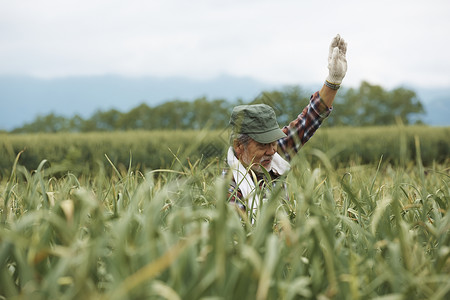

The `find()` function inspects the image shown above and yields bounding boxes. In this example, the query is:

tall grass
[1,137,449,299]
[1,126,449,179]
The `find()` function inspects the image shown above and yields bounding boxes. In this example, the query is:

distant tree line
[10,81,425,133]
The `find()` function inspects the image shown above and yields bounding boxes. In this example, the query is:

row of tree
[11,81,425,133]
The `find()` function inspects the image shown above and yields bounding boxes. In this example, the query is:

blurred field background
[1,125,448,179]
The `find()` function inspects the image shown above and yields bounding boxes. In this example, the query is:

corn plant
[0,143,449,299]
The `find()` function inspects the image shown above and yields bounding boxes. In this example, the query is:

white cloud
[1,0,450,88]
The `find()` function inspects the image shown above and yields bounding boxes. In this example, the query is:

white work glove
[325,34,347,89]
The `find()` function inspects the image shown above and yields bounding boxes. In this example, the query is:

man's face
[235,139,278,173]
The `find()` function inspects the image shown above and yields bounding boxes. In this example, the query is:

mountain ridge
[0,75,448,131]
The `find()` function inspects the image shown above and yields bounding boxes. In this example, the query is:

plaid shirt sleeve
[222,168,246,210]
[277,91,332,161]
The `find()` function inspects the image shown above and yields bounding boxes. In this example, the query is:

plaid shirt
[227,91,332,209]
[278,91,332,161]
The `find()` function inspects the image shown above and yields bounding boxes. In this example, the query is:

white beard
[240,153,273,173]
[226,147,291,222]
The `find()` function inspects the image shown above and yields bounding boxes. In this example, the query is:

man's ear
[233,140,244,158]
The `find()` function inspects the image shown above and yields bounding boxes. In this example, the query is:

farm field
[0,126,449,299]
[1,125,449,177]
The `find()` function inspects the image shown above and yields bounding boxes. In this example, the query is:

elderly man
[226,34,347,214]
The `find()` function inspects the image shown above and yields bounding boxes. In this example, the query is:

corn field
[1,126,449,178]
[0,139,449,299]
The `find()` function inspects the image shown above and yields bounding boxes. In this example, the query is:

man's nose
[265,143,276,155]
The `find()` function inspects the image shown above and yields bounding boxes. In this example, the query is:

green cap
[230,104,287,144]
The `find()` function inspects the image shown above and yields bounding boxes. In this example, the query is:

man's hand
[326,34,347,86]
[320,34,348,108]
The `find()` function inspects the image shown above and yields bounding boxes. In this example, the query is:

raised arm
[277,34,348,160]
[322,34,347,108]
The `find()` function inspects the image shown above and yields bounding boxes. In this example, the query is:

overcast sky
[1,0,450,89]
